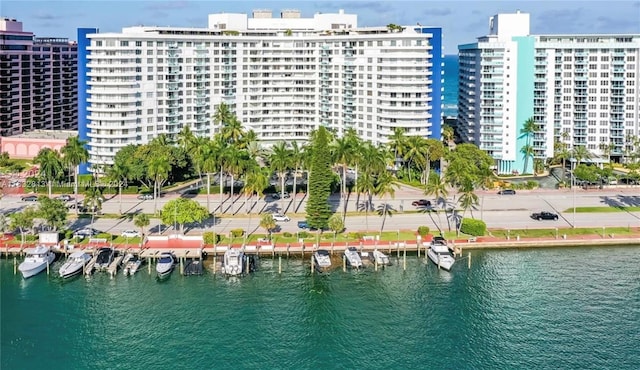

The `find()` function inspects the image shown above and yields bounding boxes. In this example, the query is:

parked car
[138,194,154,200]
[272,213,291,222]
[121,230,141,238]
[497,189,516,195]
[21,195,38,202]
[269,192,290,200]
[73,228,99,239]
[55,194,72,202]
[530,211,559,221]
[411,199,431,207]
[297,220,309,229]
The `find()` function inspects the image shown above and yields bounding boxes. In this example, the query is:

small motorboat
[122,253,143,276]
[369,250,391,266]
[95,247,115,271]
[343,247,363,269]
[155,252,175,278]
[59,251,91,279]
[313,249,332,273]
[223,249,245,276]
[428,237,455,271]
[183,259,203,276]
[18,245,56,278]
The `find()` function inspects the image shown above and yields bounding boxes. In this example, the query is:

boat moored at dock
[313,249,332,273]
[156,252,176,278]
[223,249,245,276]
[368,250,391,266]
[122,253,143,276]
[428,237,455,271]
[95,247,115,271]
[343,247,363,269]
[59,251,91,279]
[18,246,56,278]
[183,259,203,276]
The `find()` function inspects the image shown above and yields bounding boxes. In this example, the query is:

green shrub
[347,232,363,240]
[203,231,221,244]
[298,231,309,239]
[95,232,113,240]
[230,229,244,238]
[460,218,486,236]
[417,226,430,236]
[283,232,292,237]
[64,230,74,240]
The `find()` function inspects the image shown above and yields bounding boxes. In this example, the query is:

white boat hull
[59,252,91,279]
[19,251,56,279]
[344,248,363,268]
[427,249,455,271]
[372,250,391,266]
[223,250,245,276]
[313,250,332,272]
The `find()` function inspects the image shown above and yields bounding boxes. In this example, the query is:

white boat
[155,252,175,278]
[370,250,391,266]
[343,247,363,269]
[95,247,115,271]
[122,253,143,276]
[223,249,245,276]
[313,249,332,273]
[58,251,91,279]
[18,246,56,278]
[428,238,455,271]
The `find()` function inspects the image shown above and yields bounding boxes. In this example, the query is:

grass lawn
[567,206,640,213]
[489,226,635,239]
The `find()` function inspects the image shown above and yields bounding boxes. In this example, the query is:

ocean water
[2,246,640,369]
[443,54,459,117]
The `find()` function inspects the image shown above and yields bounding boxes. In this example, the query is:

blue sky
[3,0,639,53]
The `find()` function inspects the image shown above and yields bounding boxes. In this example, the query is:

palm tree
[521,144,535,174]
[269,141,291,212]
[239,129,258,150]
[34,148,64,197]
[572,145,593,167]
[388,127,406,170]
[520,117,537,174]
[290,141,303,212]
[403,136,427,183]
[331,135,354,215]
[147,154,171,214]
[424,174,449,233]
[457,181,479,224]
[374,170,398,234]
[223,145,249,213]
[177,125,196,152]
[442,124,455,146]
[134,213,150,241]
[243,166,269,235]
[60,136,89,213]
[83,185,103,227]
[106,161,129,215]
[259,213,276,240]
[221,117,245,145]
[212,102,233,131]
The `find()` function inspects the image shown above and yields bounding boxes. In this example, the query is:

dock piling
[342,255,346,272]
[13,255,17,275]
[278,255,282,274]
[403,249,406,271]
[310,255,314,274]
[213,255,217,275]
[468,252,471,269]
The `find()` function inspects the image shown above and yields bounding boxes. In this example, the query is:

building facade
[79,10,443,171]
[457,12,640,174]
[0,18,78,137]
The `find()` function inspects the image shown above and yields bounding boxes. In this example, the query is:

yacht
[223,249,245,276]
[59,251,91,279]
[343,247,363,269]
[428,237,455,271]
[122,253,143,276]
[155,252,176,278]
[18,246,56,278]
[95,247,115,271]
[313,249,332,273]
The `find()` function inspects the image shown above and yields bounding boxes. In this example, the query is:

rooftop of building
[9,129,77,140]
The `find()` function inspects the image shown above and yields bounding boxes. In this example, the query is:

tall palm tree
[106,161,129,215]
[290,141,303,212]
[403,136,427,183]
[388,127,406,170]
[223,145,249,213]
[243,166,269,234]
[221,117,245,145]
[374,170,398,234]
[572,145,593,166]
[269,141,291,212]
[34,148,64,197]
[239,129,258,150]
[147,154,171,214]
[520,117,537,174]
[60,136,89,213]
[134,213,150,241]
[177,125,196,152]
[424,174,449,233]
[83,185,103,227]
[331,135,355,213]
[442,124,455,146]
[212,102,233,131]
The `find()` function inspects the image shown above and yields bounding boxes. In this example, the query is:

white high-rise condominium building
[0,18,78,137]
[458,11,640,174]
[79,10,443,171]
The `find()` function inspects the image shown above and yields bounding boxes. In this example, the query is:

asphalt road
[2,186,640,236]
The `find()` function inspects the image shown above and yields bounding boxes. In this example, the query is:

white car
[271,213,291,222]
[121,230,141,238]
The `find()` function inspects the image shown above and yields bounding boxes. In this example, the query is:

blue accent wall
[417,27,443,140]
[77,28,98,174]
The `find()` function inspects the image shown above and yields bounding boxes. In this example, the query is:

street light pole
[572,160,576,228]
